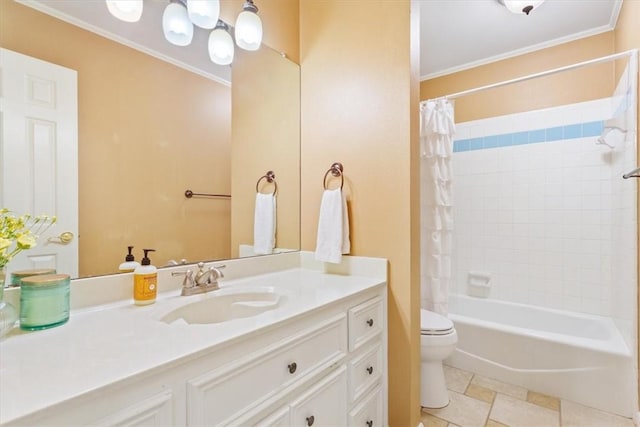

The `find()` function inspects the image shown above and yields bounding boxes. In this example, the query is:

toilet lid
[420,309,454,335]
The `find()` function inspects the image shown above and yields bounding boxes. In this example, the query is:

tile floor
[421,365,636,427]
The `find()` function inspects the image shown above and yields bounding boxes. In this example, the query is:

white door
[0,48,78,277]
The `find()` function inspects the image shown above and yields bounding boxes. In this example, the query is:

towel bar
[184,190,231,198]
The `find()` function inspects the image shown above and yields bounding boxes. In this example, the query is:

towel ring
[256,170,277,195]
[323,162,344,190]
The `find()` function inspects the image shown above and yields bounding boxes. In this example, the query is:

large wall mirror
[0,0,300,279]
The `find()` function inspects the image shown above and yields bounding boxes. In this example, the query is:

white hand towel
[253,193,276,254]
[315,188,350,264]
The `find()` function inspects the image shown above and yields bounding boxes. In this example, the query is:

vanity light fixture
[500,0,545,15]
[105,0,143,22]
[162,0,194,46]
[106,0,261,64]
[187,0,220,29]
[235,0,263,51]
[208,20,234,66]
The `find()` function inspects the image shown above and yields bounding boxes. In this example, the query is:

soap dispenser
[119,246,141,273]
[134,249,157,306]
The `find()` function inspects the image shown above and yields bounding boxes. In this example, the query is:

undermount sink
[159,287,283,325]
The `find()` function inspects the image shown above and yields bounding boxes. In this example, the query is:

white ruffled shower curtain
[420,99,455,316]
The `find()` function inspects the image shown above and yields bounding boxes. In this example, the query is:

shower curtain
[420,99,455,316]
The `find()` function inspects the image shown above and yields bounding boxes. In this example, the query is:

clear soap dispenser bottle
[119,246,141,273]
[134,249,157,306]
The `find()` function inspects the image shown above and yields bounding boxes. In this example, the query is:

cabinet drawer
[348,296,383,351]
[289,367,347,427]
[349,343,383,403]
[187,314,347,426]
[349,386,383,427]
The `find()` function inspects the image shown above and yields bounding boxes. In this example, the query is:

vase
[0,266,18,337]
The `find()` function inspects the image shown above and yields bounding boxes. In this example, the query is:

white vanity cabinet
[192,288,387,427]
[1,273,387,427]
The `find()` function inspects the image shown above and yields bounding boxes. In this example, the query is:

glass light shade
[208,25,234,65]
[502,0,545,14]
[162,2,194,46]
[105,0,143,22]
[187,0,220,29]
[235,9,262,51]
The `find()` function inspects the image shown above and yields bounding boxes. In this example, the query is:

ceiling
[21,0,624,83]
[420,0,623,80]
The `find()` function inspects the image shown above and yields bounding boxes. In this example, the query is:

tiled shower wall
[610,61,638,350]
[451,97,637,330]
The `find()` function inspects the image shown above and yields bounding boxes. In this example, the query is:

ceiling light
[208,21,234,65]
[235,0,262,51]
[500,0,545,15]
[162,0,194,46]
[186,0,220,29]
[105,0,143,22]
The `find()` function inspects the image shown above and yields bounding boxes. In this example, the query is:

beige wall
[0,1,232,276]
[231,47,301,257]
[613,0,640,408]
[300,2,421,425]
[421,32,616,122]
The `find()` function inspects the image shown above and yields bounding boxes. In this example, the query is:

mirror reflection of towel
[253,193,276,254]
[315,188,350,264]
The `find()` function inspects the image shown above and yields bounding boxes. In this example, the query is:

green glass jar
[11,268,56,287]
[19,274,70,331]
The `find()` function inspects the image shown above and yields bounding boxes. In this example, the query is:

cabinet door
[289,367,347,427]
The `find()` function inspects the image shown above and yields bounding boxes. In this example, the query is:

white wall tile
[448,96,636,326]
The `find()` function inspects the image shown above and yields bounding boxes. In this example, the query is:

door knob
[47,231,74,244]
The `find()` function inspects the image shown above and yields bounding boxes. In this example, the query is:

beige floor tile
[490,393,559,427]
[423,390,491,427]
[471,375,528,400]
[465,383,496,404]
[560,399,635,427]
[485,420,509,427]
[443,364,474,393]
[527,390,560,411]
[421,412,449,427]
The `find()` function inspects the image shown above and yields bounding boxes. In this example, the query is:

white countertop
[0,254,387,425]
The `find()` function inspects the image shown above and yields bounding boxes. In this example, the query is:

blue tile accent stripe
[453,120,604,152]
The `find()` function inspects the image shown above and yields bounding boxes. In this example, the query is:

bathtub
[446,294,637,418]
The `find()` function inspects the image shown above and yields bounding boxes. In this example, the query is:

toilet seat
[420,309,454,336]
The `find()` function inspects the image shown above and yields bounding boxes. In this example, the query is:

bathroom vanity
[0,252,388,426]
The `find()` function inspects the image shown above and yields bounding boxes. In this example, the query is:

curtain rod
[425,49,638,103]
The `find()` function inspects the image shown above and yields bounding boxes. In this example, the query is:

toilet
[420,308,458,408]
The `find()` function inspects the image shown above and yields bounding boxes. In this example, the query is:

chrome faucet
[172,262,226,296]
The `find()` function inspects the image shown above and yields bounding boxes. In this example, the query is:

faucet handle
[210,264,226,280]
[172,269,194,288]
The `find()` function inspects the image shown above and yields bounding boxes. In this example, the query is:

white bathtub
[446,294,637,418]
